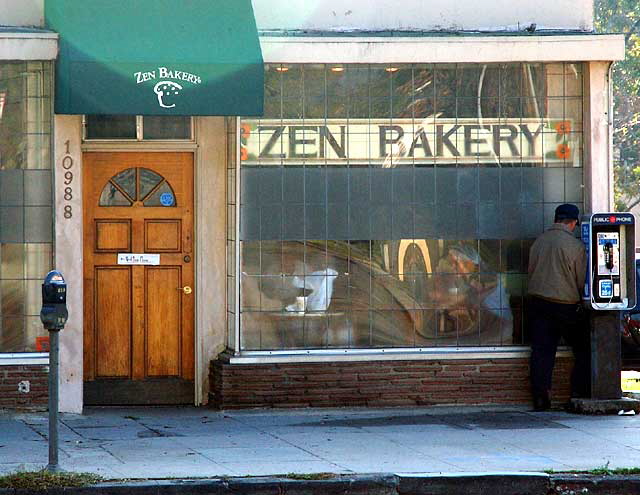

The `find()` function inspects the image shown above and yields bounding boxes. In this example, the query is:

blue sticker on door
[160,192,174,206]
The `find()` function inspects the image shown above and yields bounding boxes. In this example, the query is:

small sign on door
[117,253,160,265]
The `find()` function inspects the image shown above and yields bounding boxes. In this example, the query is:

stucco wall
[0,0,594,32]
[252,0,593,32]
[0,0,44,27]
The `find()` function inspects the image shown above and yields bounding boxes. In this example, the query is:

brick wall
[0,365,48,410]
[210,356,573,409]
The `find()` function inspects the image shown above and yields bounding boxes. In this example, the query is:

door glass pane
[143,116,191,140]
[99,183,133,206]
[139,168,163,200]
[144,182,176,207]
[85,115,137,139]
[112,168,137,200]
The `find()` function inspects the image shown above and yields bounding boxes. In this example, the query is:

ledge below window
[225,346,572,364]
[0,353,49,366]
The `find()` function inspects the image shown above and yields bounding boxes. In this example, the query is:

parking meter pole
[40,270,67,471]
[46,329,60,472]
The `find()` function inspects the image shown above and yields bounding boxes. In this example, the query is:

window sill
[0,353,49,365]
[82,141,198,152]
[227,346,572,364]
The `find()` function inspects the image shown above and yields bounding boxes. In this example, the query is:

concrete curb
[568,397,640,414]
[398,472,550,495]
[550,474,640,495]
[3,473,640,495]
[0,475,397,495]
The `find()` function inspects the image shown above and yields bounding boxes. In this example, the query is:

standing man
[528,203,589,411]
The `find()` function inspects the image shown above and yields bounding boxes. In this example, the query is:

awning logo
[154,81,182,108]
[134,67,202,109]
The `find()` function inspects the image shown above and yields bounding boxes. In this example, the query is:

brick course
[210,356,573,409]
[0,365,48,411]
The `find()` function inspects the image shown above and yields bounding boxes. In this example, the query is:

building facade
[0,0,624,412]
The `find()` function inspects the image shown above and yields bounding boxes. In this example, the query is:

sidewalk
[2,405,640,479]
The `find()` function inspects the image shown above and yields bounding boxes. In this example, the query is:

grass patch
[546,462,640,476]
[0,471,103,490]
[284,473,336,481]
[586,466,640,476]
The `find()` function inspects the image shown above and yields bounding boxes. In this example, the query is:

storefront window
[0,61,54,353]
[237,62,584,351]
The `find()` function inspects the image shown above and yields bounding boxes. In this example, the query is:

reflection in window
[99,184,131,206]
[85,115,137,140]
[0,62,54,353]
[85,116,192,140]
[98,168,176,207]
[139,168,163,199]
[112,168,136,200]
[237,63,584,351]
[143,116,191,140]
[144,182,175,207]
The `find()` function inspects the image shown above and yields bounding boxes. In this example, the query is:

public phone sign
[591,213,634,225]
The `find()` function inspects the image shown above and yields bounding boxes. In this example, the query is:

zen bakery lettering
[134,67,202,85]
[133,67,202,109]
[241,119,575,165]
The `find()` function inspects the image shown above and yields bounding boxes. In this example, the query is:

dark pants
[528,296,590,400]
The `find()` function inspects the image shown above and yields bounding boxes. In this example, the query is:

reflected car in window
[621,258,640,369]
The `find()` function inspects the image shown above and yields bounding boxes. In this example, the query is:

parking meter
[40,270,67,472]
[40,270,68,330]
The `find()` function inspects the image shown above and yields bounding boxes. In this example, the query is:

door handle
[177,286,192,295]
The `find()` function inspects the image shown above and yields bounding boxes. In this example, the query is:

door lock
[177,286,192,295]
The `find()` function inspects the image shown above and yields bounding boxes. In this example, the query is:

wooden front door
[83,152,194,405]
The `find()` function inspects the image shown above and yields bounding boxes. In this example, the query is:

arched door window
[99,167,176,207]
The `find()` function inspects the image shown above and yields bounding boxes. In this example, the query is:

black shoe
[533,394,551,412]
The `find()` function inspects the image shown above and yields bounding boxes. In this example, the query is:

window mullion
[136,115,143,141]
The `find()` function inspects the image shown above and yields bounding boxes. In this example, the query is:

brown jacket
[527,223,587,304]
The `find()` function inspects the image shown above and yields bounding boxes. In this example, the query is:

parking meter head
[40,270,68,330]
[42,270,66,304]
[40,304,68,331]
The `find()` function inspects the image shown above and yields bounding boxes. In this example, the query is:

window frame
[82,115,195,142]
[232,61,586,355]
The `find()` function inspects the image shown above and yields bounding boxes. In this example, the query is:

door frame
[82,151,195,403]
[57,116,229,411]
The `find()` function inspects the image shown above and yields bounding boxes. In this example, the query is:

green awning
[45,0,263,116]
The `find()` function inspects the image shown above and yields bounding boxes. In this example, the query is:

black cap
[554,203,580,224]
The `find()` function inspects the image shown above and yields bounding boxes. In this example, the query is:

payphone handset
[596,232,619,276]
[589,213,636,310]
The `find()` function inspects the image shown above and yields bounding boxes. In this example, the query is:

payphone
[588,213,636,310]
